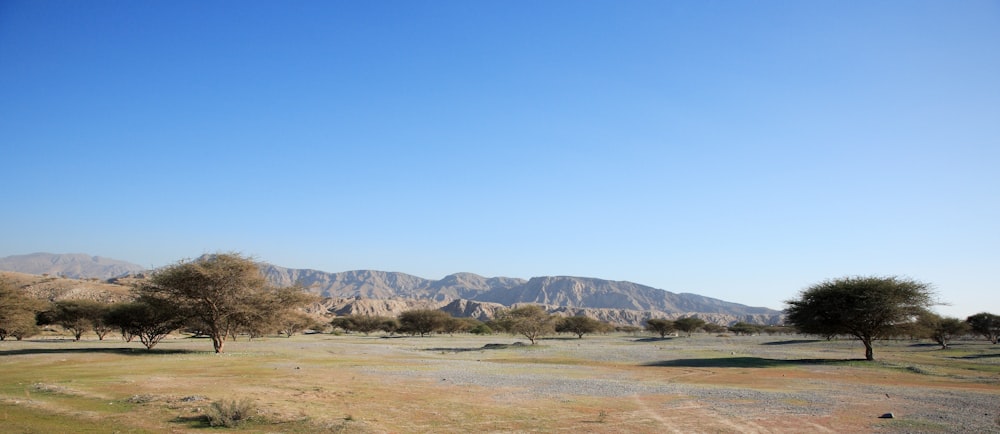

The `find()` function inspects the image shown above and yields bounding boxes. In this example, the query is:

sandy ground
[1,333,998,433]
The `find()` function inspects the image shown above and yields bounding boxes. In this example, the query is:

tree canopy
[673,316,706,337]
[644,318,675,338]
[555,315,605,338]
[785,275,935,360]
[917,313,968,349]
[0,279,45,341]
[105,299,186,350]
[136,253,312,353]
[397,309,452,336]
[496,305,556,345]
[965,312,1000,344]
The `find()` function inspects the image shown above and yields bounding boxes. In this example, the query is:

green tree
[644,318,674,338]
[673,316,706,337]
[105,299,186,350]
[332,314,390,335]
[496,305,556,345]
[442,317,477,335]
[277,311,323,338]
[234,285,319,339]
[469,323,493,335]
[702,323,727,334]
[784,276,935,361]
[965,312,1000,344]
[555,315,604,338]
[42,299,109,341]
[917,313,968,349]
[380,317,400,334]
[616,325,642,335]
[0,279,45,341]
[136,253,305,353]
[728,322,762,336]
[398,309,452,336]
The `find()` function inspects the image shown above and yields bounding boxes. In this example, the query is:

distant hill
[0,253,784,325]
[0,271,133,303]
[261,264,783,325]
[0,253,145,280]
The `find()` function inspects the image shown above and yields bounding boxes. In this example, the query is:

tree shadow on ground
[0,347,201,357]
[760,339,822,345]
[425,342,529,353]
[949,353,1000,360]
[633,337,675,343]
[908,342,940,348]
[643,357,863,368]
[170,414,210,429]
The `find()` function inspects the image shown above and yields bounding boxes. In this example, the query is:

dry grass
[1,333,998,433]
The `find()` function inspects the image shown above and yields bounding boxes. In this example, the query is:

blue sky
[2,1,997,318]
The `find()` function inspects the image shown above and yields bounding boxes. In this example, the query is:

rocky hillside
[1,253,785,325]
[0,253,145,280]
[261,264,783,325]
[0,271,133,303]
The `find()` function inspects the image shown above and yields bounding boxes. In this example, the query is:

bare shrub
[206,397,258,427]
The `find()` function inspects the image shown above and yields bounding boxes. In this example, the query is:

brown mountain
[0,254,784,325]
[0,253,145,280]
[260,264,783,325]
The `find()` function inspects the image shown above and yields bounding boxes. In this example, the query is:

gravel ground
[355,334,1000,433]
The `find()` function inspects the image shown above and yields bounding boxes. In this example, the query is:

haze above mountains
[0,253,783,325]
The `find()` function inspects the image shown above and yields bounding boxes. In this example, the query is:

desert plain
[1,331,998,433]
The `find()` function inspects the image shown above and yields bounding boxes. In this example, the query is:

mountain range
[0,253,784,325]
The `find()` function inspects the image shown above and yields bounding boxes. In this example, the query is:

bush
[206,397,258,427]
[469,323,493,335]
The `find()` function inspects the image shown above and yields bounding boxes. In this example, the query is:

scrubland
[1,332,997,433]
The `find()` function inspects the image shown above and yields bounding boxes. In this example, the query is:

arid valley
[2,332,997,433]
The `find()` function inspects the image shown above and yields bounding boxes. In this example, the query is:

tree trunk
[212,334,225,353]
[863,339,874,361]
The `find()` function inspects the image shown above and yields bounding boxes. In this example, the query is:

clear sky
[2,1,997,318]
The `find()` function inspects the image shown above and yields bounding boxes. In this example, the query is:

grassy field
[1,332,998,433]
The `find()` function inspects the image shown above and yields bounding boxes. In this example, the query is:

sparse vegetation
[206,397,259,427]
[0,333,996,432]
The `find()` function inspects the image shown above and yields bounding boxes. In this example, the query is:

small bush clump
[206,397,258,427]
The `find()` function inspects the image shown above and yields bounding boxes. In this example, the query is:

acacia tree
[277,311,323,337]
[233,285,319,339]
[673,316,706,337]
[555,315,604,339]
[644,318,674,338]
[966,312,1000,344]
[785,276,935,361]
[728,322,762,336]
[917,313,968,349]
[105,298,186,350]
[42,300,109,341]
[398,309,452,336]
[332,315,387,335]
[136,253,305,353]
[496,305,556,345]
[0,279,45,341]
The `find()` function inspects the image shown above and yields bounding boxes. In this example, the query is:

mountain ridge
[0,253,783,325]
